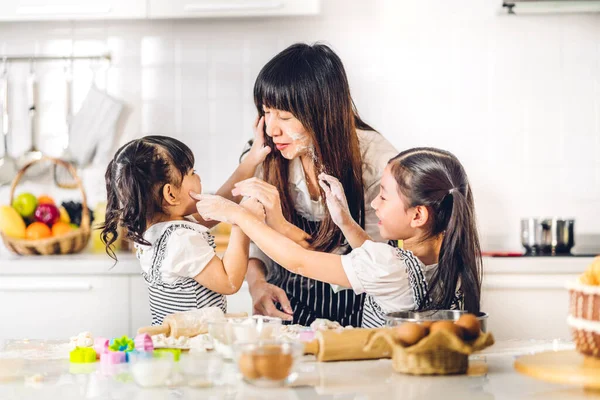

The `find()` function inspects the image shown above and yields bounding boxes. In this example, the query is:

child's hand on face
[240,197,266,223]
[189,192,241,224]
[318,173,352,227]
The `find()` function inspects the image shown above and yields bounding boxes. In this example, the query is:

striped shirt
[135,221,226,326]
[341,242,440,328]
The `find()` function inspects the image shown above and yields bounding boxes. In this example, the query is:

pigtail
[432,186,482,313]
[119,161,153,247]
[100,160,122,261]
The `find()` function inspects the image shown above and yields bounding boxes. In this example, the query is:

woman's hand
[244,116,271,167]
[240,197,266,223]
[318,173,352,227]
[249,279,294,321]
[190,192,243,224]
[231,178,287,230]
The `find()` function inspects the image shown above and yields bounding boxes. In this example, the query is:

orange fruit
[25,222,52,240]
[51,221,72,237]
[37,195,55,205]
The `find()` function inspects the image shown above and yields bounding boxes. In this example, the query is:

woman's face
[262,106,312,160]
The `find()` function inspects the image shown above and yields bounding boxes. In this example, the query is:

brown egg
[253,347,294,381]
[430,320,464,339]
[455,314,481,340]
[238,353,260,380]
[394,322,427,346]
[420,321,433,335]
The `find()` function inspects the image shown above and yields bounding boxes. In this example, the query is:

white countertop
[0,339,593,399]
[0,252,595,276]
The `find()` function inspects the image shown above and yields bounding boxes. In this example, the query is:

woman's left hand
[318,173,352,227]
[231,178,287,229]
[190,192,242,224]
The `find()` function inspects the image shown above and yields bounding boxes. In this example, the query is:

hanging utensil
[0,58,18,186]
[17,60,46,178]
[54,59,78,189]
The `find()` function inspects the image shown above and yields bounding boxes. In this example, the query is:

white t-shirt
[249,129,398,267]
[136,220,216,284]
[341,241,438,328]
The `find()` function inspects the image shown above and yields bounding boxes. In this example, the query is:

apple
[12,192,38,218]
[34,203,60,226]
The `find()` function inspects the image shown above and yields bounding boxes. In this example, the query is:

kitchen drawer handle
[16,5,113,15]
[0,282,93,292]
[184,1,284,12]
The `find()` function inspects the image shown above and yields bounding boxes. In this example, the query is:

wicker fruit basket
[364,329,494,375]
[1,157,91,255]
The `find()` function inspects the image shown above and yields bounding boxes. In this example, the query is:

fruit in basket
[51,222,72,237]
[12,192,38,218]
[37,195,55,205]
[58,206,70,224]
[0,206,26,238]
[25,222,52,240]
[34,203,60,226]
[61,201,94,227]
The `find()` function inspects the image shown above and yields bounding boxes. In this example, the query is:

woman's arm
[232,177,311,248]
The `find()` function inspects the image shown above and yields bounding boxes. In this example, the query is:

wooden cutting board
[514,350,600,390]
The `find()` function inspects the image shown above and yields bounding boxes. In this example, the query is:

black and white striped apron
[361,247,465,328]
[140,223,227,326]
[268,213,365,327]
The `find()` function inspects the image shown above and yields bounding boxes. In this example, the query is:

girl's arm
[193,226,249,295]
[195,194,351,288]
[190,117,271,227]
[318,174,371,249]
[192,198,262,294]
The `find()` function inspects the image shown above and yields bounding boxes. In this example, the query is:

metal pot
[520,218,575,255]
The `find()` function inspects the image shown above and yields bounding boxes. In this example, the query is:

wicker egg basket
[364,329,495,375]
[1,157,91,255]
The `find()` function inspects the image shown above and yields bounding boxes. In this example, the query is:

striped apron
[140,223,227,326]
[268,213,365,327]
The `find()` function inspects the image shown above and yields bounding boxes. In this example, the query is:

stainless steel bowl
[384,310,488,332]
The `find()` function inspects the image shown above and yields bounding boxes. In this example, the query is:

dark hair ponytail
[390,148,482,313]
[100,136,195,262]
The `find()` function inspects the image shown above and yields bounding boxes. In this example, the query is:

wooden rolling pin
[304,328,394,362]
[138,310,248,338]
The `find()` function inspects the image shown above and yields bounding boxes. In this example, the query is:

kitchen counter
[0,252,594,276]
[0,340,595,399]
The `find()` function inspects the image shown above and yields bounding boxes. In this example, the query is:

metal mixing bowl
[384,310,488,332]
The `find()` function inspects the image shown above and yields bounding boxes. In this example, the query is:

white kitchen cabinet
[0,276,130,340]
[481,273,578,341]
[148,0,320,19]
[0,0,147,21]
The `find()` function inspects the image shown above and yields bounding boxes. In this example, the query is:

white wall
[0,0,599,252]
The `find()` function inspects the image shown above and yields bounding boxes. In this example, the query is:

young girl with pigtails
[100,135,263,326]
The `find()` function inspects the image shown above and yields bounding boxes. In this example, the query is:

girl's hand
[318,173,352,227]
[245,116,271,167]
[231,178,286,230]
[240,197,266,223]
[190,192,243,224]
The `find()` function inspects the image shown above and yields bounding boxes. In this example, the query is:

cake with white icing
[567,258,600,358]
